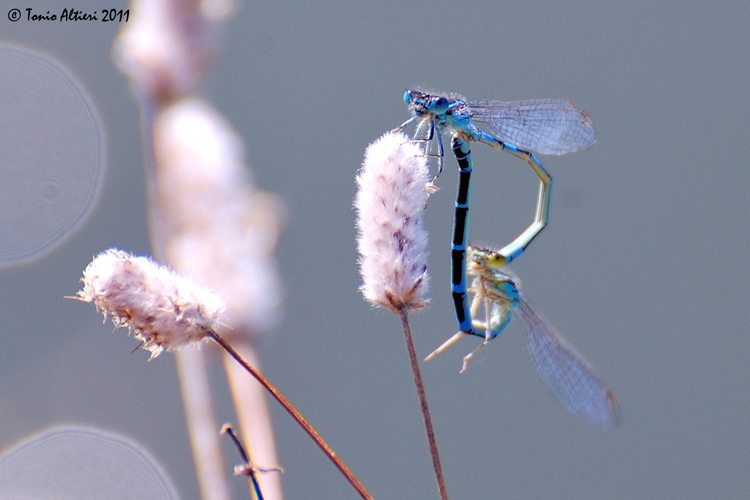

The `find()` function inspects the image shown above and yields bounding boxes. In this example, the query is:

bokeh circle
[0,46,106,265]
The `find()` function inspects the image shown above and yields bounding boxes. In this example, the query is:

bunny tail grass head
[75,248,225,359]
[355,131,430,314]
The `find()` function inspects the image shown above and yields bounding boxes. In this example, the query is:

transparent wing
[468,99,596,155]
[514,298,620,428]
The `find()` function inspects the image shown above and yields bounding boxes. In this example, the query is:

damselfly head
[404,89,450,116]
[467,246,507,271]
[485,251,508,269]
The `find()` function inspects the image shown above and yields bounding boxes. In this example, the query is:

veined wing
[468,99,596,155]
[515,298,620,428]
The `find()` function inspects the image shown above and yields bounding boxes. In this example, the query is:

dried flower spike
[75,250,374,499]
[75,248,225,358]
[355,131,430,313]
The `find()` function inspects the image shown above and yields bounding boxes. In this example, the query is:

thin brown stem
[398,309,449,500]
[208,331,374,500]
[223,340,284,500]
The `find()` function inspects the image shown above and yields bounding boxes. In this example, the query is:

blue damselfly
[426,246,620,428]
[396,89,595,334]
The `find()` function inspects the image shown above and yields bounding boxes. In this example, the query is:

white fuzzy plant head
[75,248,225,359]
[355,131,430,314]
[152,98,284,337]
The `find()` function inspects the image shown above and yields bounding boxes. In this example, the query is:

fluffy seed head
[355,131,430,313]
[112,0,213,98]
[153,99,284,336]
[75,248,225,358]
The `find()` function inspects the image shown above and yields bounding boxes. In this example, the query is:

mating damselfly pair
[395,89,619,428]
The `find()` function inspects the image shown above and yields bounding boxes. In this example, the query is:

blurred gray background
[1,0,748,498]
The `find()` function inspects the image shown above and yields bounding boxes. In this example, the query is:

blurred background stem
[113,0,285,498]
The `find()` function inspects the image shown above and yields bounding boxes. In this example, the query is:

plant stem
[175,346,232,500]
[399,310,449,500]
[223,340,284,500]
[208,331,374,500]
[220,424,265,500]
